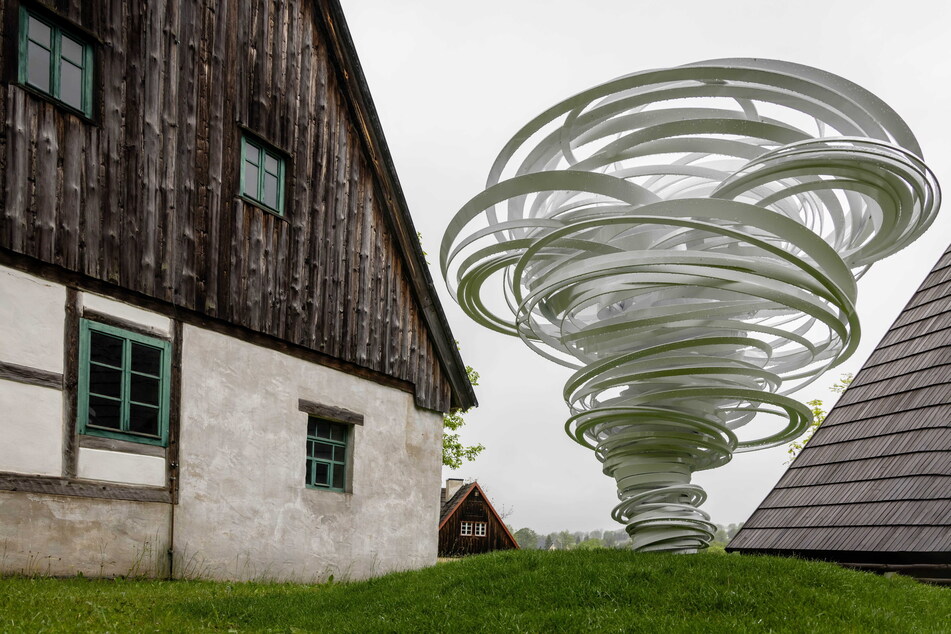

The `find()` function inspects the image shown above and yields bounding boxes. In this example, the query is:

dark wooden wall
[0,0,453,411]
[439,488,518,556]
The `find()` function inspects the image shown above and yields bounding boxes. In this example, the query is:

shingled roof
[440,482,476,525]
[728,243,951,581]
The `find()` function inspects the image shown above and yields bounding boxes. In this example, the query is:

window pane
[88,395,121,429]
[61,35,83,64]
[264,153,279,174]
[333,445,345,462]
[307,419,317,438]
[263,172,279,209]
[60,60,83,110]
[129,404,159,436]
[28,17,51,47]
[131,343,161,375]
[313,462,329,486]
[244,143,260,166]
[313,442,332,461]
[27,41,51,92]
[243,161,259,197]
[315,420,331,439]
[330,424,347,442]
[90,331,123,366]
[89,363,122,399]
[331,466,344,490]
[130,373,159,405]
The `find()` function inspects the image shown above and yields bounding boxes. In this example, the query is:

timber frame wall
[0,0,475,413]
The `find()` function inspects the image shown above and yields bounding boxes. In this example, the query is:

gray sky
[343,0,951,534]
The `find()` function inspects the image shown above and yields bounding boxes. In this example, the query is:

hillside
[2,550,948,632]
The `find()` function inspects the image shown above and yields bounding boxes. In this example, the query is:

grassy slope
[2,550,949,632]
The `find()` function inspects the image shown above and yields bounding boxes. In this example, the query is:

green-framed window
[18,7,94,117]
[240,134,286,215]
[78,320,171,447]
[305,418,349,492]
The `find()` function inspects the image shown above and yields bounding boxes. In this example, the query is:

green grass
[1,550,948,632]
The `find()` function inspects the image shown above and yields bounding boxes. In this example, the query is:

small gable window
[78,320,171,446]
[240,133,286,215]
[18,8,94,117]
[306,418,349,492]
[461,521,487,537]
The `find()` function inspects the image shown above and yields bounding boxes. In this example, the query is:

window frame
[17,6,94,118]
[305,417,350,493]
[239,133,286,216]
[77,319,172,447]
[460,521,473,536]
[474,522,487,537]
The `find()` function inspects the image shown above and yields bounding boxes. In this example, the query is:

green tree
[442,363,485,468]
[513,527,540,549]
[787,373,853,461]
[576,538,605,550]
[555,530,574,550]
[544,534,554,550]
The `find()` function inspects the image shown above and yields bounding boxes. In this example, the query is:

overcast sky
[342,0,951,534]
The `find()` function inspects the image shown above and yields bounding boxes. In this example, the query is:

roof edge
[315,0,477,412]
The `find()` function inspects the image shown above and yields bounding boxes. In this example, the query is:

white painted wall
[0,265,65,371]
[0,381,63,476]
[77,448,166,487]
[176,325,445,581]
[81,292,172,335]
[0,491,170,577]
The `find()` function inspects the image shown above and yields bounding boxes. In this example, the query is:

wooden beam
[0,361,62,389]
[298,398,364,425]
[0,472,172,504]
[78,435,166,458]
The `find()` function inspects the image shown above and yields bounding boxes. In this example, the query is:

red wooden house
[438,479,519,556]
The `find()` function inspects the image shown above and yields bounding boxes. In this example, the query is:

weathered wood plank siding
[0,0,453,411]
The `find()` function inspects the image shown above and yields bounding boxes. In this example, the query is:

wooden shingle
[728,244,951,579]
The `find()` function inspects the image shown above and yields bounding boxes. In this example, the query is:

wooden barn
[0,0,476,581]
[728,243,951,584]
[438,479,519,556]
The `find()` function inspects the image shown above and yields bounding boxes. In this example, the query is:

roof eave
[314,0,477,412]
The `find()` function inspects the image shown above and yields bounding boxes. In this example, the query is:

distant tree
[544,534,554,550]
[712,523,744,545]
[786,374,853,462]
[513,527,540,550]
[588,529,603,542]
[576,538,605,550]
[555,530,573,550]
[573,531,585,545]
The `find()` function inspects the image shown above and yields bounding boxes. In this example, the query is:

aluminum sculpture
[440,59,940,552]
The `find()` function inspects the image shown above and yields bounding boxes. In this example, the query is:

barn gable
[0,0,474,413]
[438,481,519,556]
[728,242,951,583]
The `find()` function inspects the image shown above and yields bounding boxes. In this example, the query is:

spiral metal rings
[440,59,940,552]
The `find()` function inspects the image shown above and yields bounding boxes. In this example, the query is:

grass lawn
[1,549,949,632]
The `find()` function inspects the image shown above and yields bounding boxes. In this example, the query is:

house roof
[440,482,476,525]
[728,243,951,563]
[438,481,520,548]
[315,1,476,411]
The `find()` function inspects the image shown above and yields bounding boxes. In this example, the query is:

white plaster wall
[0,264,65,371]
[176,325,444,581]
[0,381,63,476]
[77,448,166,487]
[0,491,170,577]
[81,292,172,335]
